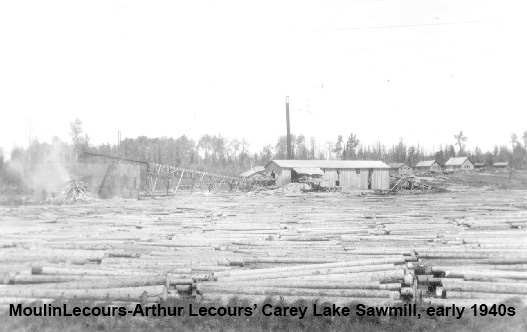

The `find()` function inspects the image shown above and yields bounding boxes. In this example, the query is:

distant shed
[388,163,413,177]
[264,160,390,190]
[445,157,474,171]
[415,160,442,172]
[493,161,509,169]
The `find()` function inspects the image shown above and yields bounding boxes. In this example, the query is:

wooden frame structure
[143,163,263,196]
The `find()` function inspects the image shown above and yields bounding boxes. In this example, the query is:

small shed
[492,161,509,170]
[264,160,390,190]
[474,162,487,169]
[388,163,413,177]
[445,157,474,171]
[415,160,442,172]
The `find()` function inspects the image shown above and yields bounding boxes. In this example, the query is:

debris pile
[390,176,441,192]
[281,183,312,193]
[53,180,98,204]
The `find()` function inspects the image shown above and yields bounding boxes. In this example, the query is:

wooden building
[474,162,487,170]
[77,152,148,198]
[445,157,474,171]
[69,163,142,199]
[264,160,390,190]
[492,161,509,170]
[415,160,442,172]
[388,163,413,177]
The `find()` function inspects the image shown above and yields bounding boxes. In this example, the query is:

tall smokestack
[286,96,292,159]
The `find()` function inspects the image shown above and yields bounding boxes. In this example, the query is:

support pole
[151,166,161,192]
[199,173,205,192]
[174,170,185,194]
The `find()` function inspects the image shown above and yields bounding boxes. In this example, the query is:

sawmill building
[264,160,390,190]
[76,152,148,198]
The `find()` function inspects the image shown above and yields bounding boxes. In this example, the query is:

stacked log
[1,189,526,309]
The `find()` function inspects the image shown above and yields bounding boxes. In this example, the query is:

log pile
[0,188,526,310]
[53,180,98,205]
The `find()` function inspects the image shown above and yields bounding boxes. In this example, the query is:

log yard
[1,169,527,321]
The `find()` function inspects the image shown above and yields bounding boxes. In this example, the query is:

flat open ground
[1,185,527,331]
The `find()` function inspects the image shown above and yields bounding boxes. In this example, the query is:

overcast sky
[1,0,526,158]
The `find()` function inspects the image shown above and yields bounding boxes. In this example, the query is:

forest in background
[1,119,526,191]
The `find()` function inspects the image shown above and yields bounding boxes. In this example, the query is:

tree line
[1,119,526,190]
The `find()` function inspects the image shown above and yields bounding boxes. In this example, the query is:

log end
[31,266,43,275]
[1,273,14,285]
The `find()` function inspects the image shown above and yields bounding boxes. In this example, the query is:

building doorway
[291,169,300,183]
[368,169,373,189]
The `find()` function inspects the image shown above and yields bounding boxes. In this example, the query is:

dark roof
[293,167,325,175]
[267,160,390,169]
[416,160,437,167]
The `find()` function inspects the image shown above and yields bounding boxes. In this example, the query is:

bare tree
[0,148,4,170]
[309,136,316,159]
[27,120,33,167]
[343,133,360,160]
[454,131,467,155]
[84,133,91,150]
[511,133,518,148]
[333,135,343,159]
[70,119,83,147]
[296,135,309,159]
[70,118,84,162]
[523,130,527,148]
[325,141,334,159]
[509,134,517,183]
[240,138,250,162]
[229,139,241,163]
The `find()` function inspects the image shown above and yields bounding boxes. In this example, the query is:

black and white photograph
[1,1,526,331]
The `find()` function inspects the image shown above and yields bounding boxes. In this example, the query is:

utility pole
[286,96,292,159]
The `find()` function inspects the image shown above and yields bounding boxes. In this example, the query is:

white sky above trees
[1,0,526,159]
